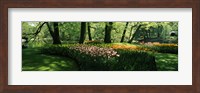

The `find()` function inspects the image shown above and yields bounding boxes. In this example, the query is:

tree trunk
[104,22,113,43]
[128,25,142,43]
[79,22,86,44]
[87,22,92,41]
[157,33,160,38]
[46,22,61,44]
[53,22,61,44]
[120,22,129,42]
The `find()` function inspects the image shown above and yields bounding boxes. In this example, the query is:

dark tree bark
[79,22,86,44]
[128,25,142,43]
[120,22,129,42]
[104,22,113,43]
[46,22,61,44]
[87,22,92,41]
[52,22,61,44]
[46,22,54,37]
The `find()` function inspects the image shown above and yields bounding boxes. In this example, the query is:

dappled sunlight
[22,48,79,71]
[37,66,51,71]
[154,53,178,71]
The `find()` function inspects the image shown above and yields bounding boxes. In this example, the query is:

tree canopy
[22,22,178,47]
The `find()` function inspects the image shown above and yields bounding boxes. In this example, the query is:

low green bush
[115,49,157,71]
[151,46,178,54]
[142,43,178,54]
[41,44,157,71]
[66,45,119,71]
[41,44,74,56]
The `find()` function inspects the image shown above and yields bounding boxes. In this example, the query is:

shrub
[143,43,178,54]
[110,43,150,51]
[41,44,157,71]
[41,45,66,55]
[114,49,157,71]
[67,45,120,70]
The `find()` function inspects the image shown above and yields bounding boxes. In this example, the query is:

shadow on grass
[22,48,79,71]
[154,53,178,71]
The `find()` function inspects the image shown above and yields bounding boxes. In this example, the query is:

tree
[46,22,61,44]
[156,24,163,38]
[120,22,129,42]
[79,22,86,44]
[53,22,61,44]
[128,24,142,43]
[87,22,92,41]
[104,22,113,43]
[23,22,46,43]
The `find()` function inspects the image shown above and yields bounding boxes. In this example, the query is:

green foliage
[22,22,38,35]
[41,44,70,56]
[41,44,118,70]
[41,44,157,71]
[59,22,80,41]
[142,43,178,54]
[85,22,104,41]
[115,49,157,71]
[150,45,178,54]
[22,22,178,47]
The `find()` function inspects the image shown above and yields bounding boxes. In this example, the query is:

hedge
[41,44,157,71]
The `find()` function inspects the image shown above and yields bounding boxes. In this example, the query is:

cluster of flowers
[111,44,149,51]
[111,44,137,50]
[145,42,178,47]
[69,45,120,58]
[142,42,178,54]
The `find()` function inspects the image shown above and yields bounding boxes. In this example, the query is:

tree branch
[28,22,47,42]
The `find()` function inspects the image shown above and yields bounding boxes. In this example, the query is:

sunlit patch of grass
[154,53,178,71]
[38,66,50,71]
[98,43,149,51]
[22,48,79,71]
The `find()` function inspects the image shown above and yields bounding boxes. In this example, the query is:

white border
[8,8,192,85]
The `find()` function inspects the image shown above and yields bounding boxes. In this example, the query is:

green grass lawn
[154,53,178,71]
[22,48,79,71]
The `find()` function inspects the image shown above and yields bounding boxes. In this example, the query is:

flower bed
[41,44,157,71]
[143,43,178,54]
